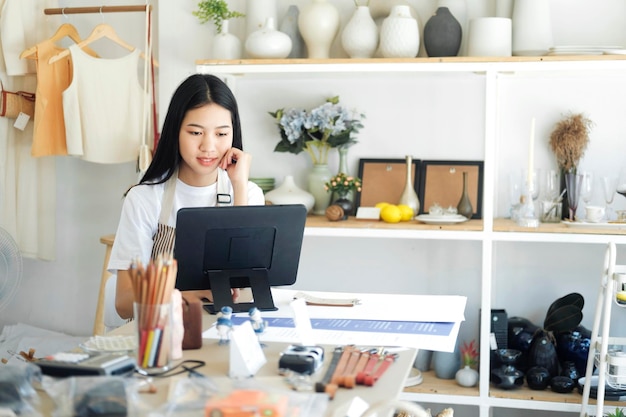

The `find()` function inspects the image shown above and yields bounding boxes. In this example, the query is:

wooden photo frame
[418,160,484,219]
[356,158,420,208]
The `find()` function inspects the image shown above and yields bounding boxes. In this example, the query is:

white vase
[379,5,419,58]
[298,0,340,59]
[245,0,277,39]
[512,0,553,56]
[265,175,315,213]
[211,20,242,60]
[341,6,379,59]
[455,365,479,387]
[245,17,292,59]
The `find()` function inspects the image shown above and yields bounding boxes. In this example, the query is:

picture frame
[356,158,420,208]
[418,160,484,219]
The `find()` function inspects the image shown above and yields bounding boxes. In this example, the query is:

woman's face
[178,103,233,186]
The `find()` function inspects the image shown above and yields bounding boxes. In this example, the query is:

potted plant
[192,0,245,34]
[606,408,626,417]
[455,340,479,387]
[324,172,362,219]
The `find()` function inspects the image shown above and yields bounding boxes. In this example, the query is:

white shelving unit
[197,57,626,417]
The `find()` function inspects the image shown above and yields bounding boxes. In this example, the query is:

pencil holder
[134,302,173,375]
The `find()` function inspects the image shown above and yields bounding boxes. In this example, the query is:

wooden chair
[93,234,115,335]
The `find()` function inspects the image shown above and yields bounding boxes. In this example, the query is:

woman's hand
[220,148,251,185]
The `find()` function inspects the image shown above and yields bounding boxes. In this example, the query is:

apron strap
[216,168,231,206]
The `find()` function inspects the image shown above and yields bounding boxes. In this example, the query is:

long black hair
[135,74,243,188]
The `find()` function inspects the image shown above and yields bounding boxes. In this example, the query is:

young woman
[108,74,265,319]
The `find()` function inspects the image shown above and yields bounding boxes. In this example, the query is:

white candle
[527,117,535,187]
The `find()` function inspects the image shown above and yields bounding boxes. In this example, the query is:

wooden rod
[44,5,151,15]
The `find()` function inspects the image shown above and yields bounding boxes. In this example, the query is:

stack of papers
[203,289,467,352]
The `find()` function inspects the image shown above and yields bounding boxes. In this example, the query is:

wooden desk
[39,311,417,417]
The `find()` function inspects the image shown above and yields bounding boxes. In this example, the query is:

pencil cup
[134,302,173,375]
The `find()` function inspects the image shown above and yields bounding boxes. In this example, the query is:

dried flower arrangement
[548,113,593,174]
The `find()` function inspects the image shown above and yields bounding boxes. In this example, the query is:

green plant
[606,408,626,417]
[192,0,245,33]
[460,340,478,367]
[324,173,362,196]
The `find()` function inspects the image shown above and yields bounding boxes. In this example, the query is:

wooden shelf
[404,370,479,397]
[305,215,483,231]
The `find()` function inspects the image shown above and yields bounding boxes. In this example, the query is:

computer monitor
[174,204,307,314]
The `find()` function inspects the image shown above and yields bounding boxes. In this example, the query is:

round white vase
[512,0,553,56]
[298,0,340,59]
[341,6,379,59]
[379,5,419,58]
[245,17,293,59]
[455,365,479,387]
[245,0,277,39]
[211,20,242,60]
[264,175,315,213]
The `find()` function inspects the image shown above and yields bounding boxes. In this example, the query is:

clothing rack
[44,5,151,15]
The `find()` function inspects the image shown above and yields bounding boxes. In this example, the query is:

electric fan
[0,227,22,312]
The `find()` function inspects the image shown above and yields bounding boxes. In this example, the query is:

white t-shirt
[108,176,265,273]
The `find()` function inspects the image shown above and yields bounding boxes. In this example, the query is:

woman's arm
[114,269,135,319]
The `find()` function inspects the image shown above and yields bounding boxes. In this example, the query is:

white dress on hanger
[63,44,148,164]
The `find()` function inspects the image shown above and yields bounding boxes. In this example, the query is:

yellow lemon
[380,204,402,223]
[375,202,390,209]
[397,204,415,221]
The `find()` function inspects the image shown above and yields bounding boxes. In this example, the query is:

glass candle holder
[134,302,173,375]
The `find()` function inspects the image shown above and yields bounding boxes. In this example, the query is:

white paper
[228,320,266,378]
[290,297,314,345]
[204,289,467,352]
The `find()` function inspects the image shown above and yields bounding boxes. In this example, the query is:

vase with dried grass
[548,113,593,220]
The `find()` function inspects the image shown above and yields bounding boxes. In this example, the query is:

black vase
[333,195,354,219]
[423,7,462,57]
[527,329,559,378]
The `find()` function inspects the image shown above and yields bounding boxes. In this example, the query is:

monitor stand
[203,268,278,315]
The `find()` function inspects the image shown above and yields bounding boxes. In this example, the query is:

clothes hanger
[20,22,99,60]
[47,23,150,65]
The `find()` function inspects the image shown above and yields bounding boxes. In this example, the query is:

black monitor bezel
[173,204,307,313]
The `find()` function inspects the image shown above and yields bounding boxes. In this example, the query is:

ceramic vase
[455,365,478,387]
[245,17,292,59]
[437,0,467,56]
[264,175,315,213]
[398,155,420,217]
[511,0,553,56]
[423,7,462,57]
[341,5,379,59]
[333,192,354,219]
[246,0,278,39]
[433,346,461,379]
[280,5,306,59]
[457,171,473,219]
[379,5,419,58]
[414,349,433,371]
[308,163,333,215]
[211,20,242,60]
[298,0,340,59]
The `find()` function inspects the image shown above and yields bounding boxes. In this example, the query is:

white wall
[2,0,626,349]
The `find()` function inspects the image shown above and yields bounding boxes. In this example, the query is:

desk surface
[38,311,417,417]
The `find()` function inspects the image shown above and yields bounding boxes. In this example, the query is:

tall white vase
[298,0,340,59]
[512,0,553,56]
[341,6,379,59]
[379,5,419,58]
[245,0,278,39]
[211,20,242,60]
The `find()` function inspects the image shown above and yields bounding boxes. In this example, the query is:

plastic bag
[0,362,42,416]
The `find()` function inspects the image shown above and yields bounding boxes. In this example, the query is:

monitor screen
[174,204,307,313]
